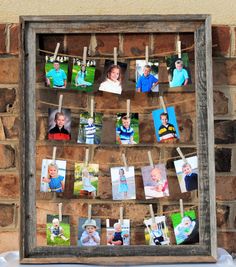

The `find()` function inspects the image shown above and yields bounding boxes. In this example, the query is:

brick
[96,34,119,55]
[217,232,236,253]
[215,148,231,172]
[177,115,194,143]
[98,175,112,199]
[212,26,231,57]
[216,204,230,227]
[215,120,236,144]
[0,88,16,112]
[0,231,19,252]
[40,34,65,54]
[213,90,228,115]
[0,144,15,169]
[0,58,19,84]
[0,204,14,227]
[213,59,236,85]
[179,33,195,60]
[10,24,19,54]
[0,173,19,198]
[216,176,236,201]
[167,176,191,201]
[123,34,149,57]
[139,114,156,144]
[36,57,46,83]
[0,24,6,53]
[36,117,47,141]
[67,34,91,55]
[0,118,5,140]
[153,33,176,55]
[126,147,160,165]
[1,117,19,139]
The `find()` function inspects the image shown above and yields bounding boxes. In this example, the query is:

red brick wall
[0,24,235,253]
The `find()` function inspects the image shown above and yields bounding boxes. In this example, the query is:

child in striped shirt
[85,118,96,144]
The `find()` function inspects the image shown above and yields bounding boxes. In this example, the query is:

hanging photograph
[170,210,199,245]
[40,159,66,193]
[45,56,68,88]
[141,164,169,199]
[165,53,191,88]
[136,60,159,93]
[106,219,130,246]
[152,106,179,143]
[46,215,70,246]
[71,58,96,92]
[116,113,139,145]
[144,216,170,246]
[173,155,198,193]
[110,166,136,200]
[78,218,101,246]
[48,108,71,141]
[77,112,103,145]
[99,59,127,94]
[73,163,99,198]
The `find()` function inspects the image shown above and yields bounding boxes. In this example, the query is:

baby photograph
[48,108,71,141]
[116,113,139,145]
[45,56,68,89]
[73,163,99,198]
[173,155,198,193]
[106,219,130,246]
[78,218,101,246]
[110,166,136,200]
[46,214,70,246]
[71,58,96,92]
[141,164,169,199]
[77,112,103,145]
[136,60,159,93]
[152,106,180,143]
[170,210,199,245]
[144,216,170,246]
[165,53,191,88]
[40,159,66,193]
[99,59,127,95]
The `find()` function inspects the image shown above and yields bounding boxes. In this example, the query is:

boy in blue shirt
[46,60,67,88]
[136,65,158,93]
[170,59,189,88]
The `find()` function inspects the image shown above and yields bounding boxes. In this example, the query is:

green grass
[170,210,196,228]
[45,62,69,88]
[46,222,70,246]
[73,179,98,195]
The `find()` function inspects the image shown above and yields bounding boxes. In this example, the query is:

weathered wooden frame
[20,15,216,265]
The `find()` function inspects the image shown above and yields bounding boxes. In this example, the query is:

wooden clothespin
[145,45,149,65]
[114,47,118,65]
[58,203,62,222]
[90,96,94,118]
[126,99,130,118]
[84,148,89,167]
[122,153,129,172]
[52,43,60,61]
[83,46,88,65]
[148,151,154,168]
[177,40,181,59]
[176,147,188,164]
[179,199,184,218]
[159,96,167,114]
[120,207,124,225]
[52,146,57,164]
[106,219,110,228]
[149,204,155,224]
[58,94,63,113]
[88,204,92,221]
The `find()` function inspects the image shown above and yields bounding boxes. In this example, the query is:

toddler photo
[78,218,101,246]
[106,219,130,246]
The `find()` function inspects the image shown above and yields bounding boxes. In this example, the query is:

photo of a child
[110,166,136,200]
[106,219,130,246]
[141,164,169,199]
[152,107,179,143]
[40,159,66,193]
[116,113,139,145]
[136,61,159,93]
[48,108,71,141]
[174,156,198,193]
[77,112,103,145]
[46,215,70,246]
[74,163,99,197]
[78,218,101,246]
[45,57,68,88]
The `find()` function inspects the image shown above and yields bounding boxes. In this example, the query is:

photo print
[141,164,169,199]
[116,113,139,145]
[48,108,71,141]
[73,163,99,198]
[78,218,101,246]
[71,58,96,92]
[46,214,70,246]
[99,59,127,94]
[77,112,103,145]
[173,155,198,193]
[152,106,180,143]
[165,53,191,88]
[45,56,68,88]
[106,219,130,246]
[136,60,159,93]
[40,159,66,193]
[170,210,199,245]
[110,166,136,200]
[144,216,170,246]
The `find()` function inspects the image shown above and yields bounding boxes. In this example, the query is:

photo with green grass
[46,214,70,246]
